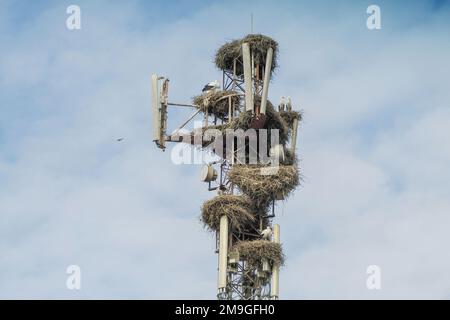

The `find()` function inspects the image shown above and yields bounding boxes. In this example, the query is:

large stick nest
[232,240,285,269]
[215,34,278,77]
[193,90,240,120]
[231,96,289,146]
[228,164,300,203]
[283,148,297,166]
[201,195,255,232]
[189,97,289,159]
[279,110,302,129]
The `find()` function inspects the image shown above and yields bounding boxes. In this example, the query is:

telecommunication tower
[151,34,301,300]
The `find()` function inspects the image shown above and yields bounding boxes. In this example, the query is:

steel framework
[151,38,294,300]
[216,58,277,300]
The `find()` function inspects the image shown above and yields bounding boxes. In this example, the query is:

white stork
[261,226,273,240]
[202,80,220,93]
[287,96,292,111]
[278,96,286,111]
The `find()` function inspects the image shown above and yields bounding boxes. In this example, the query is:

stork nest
[228,164,300,203]
[231,97,289,146]
[188,97,289,158]
[201,195,256,232]
[232,240,285,269]
[283,148,297,166]
[215,34,278,77]
[193,90,240,120]
[279,110,302,129]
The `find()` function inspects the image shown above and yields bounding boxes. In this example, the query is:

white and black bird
[202,80,220,93]
[286,96,292,111]
[278,96,286,111]
[261,226,273,240]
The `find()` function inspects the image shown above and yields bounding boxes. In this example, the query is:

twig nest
[228,164,300,203]
[215,34,278,77]
[193,90,240,120]
[231,97,289,146]
[283,149,297,166]
[188,97,289,159]
[279,110,302,129]
[201,195,255,232]
[231,240,285,270]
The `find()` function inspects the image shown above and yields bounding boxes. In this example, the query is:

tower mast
[151,34,301,300]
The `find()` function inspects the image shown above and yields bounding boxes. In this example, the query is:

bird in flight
[116,138,124,142]
[202,80,220,93]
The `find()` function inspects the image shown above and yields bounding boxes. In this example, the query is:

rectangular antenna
[270,224,280,299]
[151,74,168,150]
[242,42,254,113]
[151,74,161,142]
[260,47,273,115]
[218,215,229,291]
[291,118,299,154]
[159,79,169,149]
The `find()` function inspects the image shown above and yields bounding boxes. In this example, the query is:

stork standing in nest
[202,80,220,93]
[261,226,273,241]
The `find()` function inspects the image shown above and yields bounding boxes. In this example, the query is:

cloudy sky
[1,0,449,299]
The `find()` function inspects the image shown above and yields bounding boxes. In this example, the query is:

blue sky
[1,0,450,299]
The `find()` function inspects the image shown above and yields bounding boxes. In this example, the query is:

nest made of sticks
[188,97,289,156]
[279,110,302,129]
[232,240,285,269]
[228,164,300,203]
[231,97,289,146]
[283,148,297,166]
[215,34,278,77]
[201,195,256,232]
[193,90,241,120]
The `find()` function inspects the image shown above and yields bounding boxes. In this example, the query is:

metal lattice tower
[151,35,299,300]
[218,61,275,300]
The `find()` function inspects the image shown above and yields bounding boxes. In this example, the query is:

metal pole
[167,102,197,108]
[218,215,229,293]
[242,43,254,113]
[270,224,280,299]
[260,47,273,115]
[170,109,201,138]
